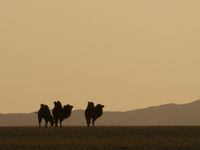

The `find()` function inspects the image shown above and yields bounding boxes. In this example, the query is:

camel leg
[86,119,91,127]
[38,116,42,127]
[60,119,63,128]
[54,118,58,127]
[92,118,96,127]
[45,121,48,128]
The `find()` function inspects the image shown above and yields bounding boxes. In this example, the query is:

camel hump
[40,104,45,108]
[53,100,63,109]
[57,101,62,108]
[87,102,95,109]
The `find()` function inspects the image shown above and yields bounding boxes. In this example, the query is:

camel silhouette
[85,102,95,127]
[85,102,104,127]
[52,101,73,127]
[92,104,104,126]
[38,104,54,128]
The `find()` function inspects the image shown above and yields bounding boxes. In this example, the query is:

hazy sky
[0,0,200,113]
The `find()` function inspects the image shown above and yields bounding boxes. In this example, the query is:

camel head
[62,104,73,119]
[95,104,104,109]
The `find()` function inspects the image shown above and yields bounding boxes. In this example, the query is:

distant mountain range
[1,100,200,126]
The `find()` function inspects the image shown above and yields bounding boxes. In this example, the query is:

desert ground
[0,126,200,150]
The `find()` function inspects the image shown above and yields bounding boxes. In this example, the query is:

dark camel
[38,104,54,128]
[85,102,104,127]
[52,101,73,127]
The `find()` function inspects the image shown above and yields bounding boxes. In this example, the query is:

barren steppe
[0,126,200,150]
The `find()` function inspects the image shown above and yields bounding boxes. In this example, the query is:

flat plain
[0,126,200,150]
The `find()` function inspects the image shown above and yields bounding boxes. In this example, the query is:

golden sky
[0,0,200,113]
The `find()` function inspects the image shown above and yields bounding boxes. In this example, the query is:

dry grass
[0,126,200,150]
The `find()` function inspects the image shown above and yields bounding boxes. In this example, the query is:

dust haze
[0,0,200,113]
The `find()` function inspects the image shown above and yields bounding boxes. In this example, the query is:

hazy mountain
[0,100,200,126]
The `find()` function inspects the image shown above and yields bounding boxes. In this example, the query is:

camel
[85,102,104,127]
[38,104,54,128]
[52,101,73,127]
